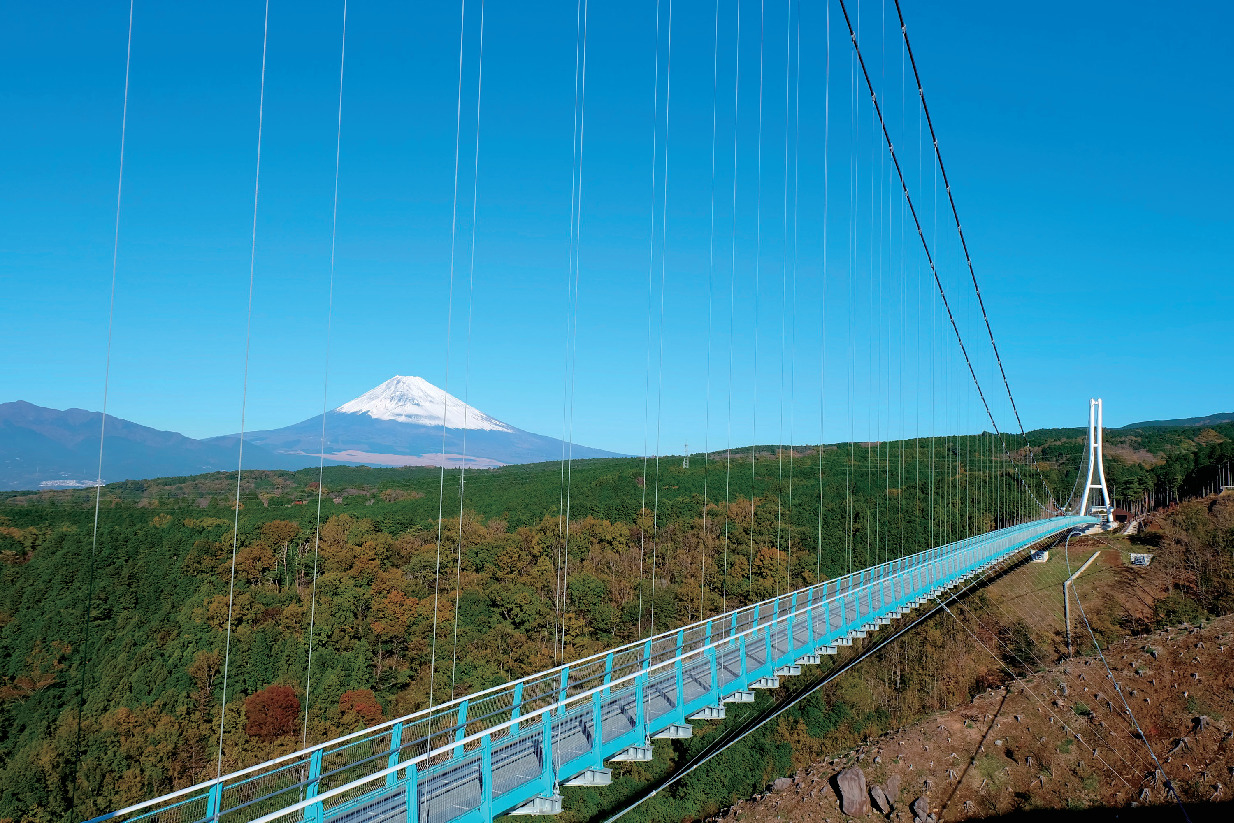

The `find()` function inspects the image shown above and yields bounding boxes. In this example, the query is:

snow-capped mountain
[241,376,623,468]
[335,376,513,431]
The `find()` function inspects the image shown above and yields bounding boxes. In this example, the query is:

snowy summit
[335,375,513,432]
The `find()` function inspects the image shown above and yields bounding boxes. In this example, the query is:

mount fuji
[241,375,624,468]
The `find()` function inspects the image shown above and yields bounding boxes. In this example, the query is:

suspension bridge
[89,508,1103,823]
[37,0,1170,818]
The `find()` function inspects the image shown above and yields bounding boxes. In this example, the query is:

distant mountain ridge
[1120,412,1234,429]
[0,400,316,491]
[0,377,624,490]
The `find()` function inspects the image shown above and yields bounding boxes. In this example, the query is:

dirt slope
[720,615,1234,822]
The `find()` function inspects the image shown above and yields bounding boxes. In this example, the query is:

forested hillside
[0,422,1230,820]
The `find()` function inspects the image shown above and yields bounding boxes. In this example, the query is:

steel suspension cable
[816,0,830,581]
[557,0,588,664]
[892,0,1030,453]
[723,0,743,613]
[651,0,673,638]
[303,0,348,748]
[702,0,721,620]
[749,0,765,592]
[219,0,271,777]
[787,0,801,589]
[429,0,470,707]
[452,0,487,693]
[835,0,1047,515]
[639,0,664,639]
[1063,535,1192,820]
[74,0,134,804]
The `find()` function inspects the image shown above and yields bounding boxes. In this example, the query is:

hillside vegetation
[0,423,1230,821]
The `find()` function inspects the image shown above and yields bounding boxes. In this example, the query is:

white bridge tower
[1077,397,1113,523]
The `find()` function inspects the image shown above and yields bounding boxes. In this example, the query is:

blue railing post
[454,700,469,759]
[205,780,223,823]
[304,748,323,823]
[704,620,717,693]
[591,688,604,762]
[405,762,419,823]
[387,722,403,788]
[636,641,651,739]
[511,682,525,734]
[788,592,799,658]
[479,733,494,821]
[674,630,685,712]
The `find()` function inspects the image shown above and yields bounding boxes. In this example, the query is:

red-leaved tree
[245,684,300,742]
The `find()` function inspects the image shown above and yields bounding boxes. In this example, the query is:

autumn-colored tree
[0,640,69,702]
[339,689,383,728]
[244,685,300,742]
[257,520,302,589]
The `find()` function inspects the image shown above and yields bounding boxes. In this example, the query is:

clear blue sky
[3,0,1231,456]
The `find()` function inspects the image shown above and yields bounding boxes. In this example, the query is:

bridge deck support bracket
[653,724,693,740]
[688,705,726,721]
[564,769,611,787]
[749,676,780,689]
[723,691,755,703]
[609,744,654,762]
[510,794,563,816]
[774,665,801,677]
[795,654,821,666]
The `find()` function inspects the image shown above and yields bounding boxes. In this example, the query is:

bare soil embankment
[721,612,1234,822]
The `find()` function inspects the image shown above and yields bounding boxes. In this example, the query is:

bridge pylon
[1076,397,1113,525]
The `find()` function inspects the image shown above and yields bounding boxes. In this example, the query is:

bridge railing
[88,516,1094,823]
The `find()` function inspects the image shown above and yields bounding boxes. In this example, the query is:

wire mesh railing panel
[734,606,756,635]
[396,717,435,762]
[717,643,741,687]
[600,691,638,743]
[745,630,766,670]
[650,635,677,666]
[550,706,594,768]
[610,647,646,683]
[682,624,708,655]
[417,755,482,823]
[643,672,676,723]
[770,624,788,659]
[682,653,711,704]
[323,786,406,823]
[491,731,543,799]
[318,731,395,810]
[138,794,209,823]
[464,691,515,741]
[565,658,608,697]
[792,610,810,647]
[519,674,563,717]
[217,759,311,823]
